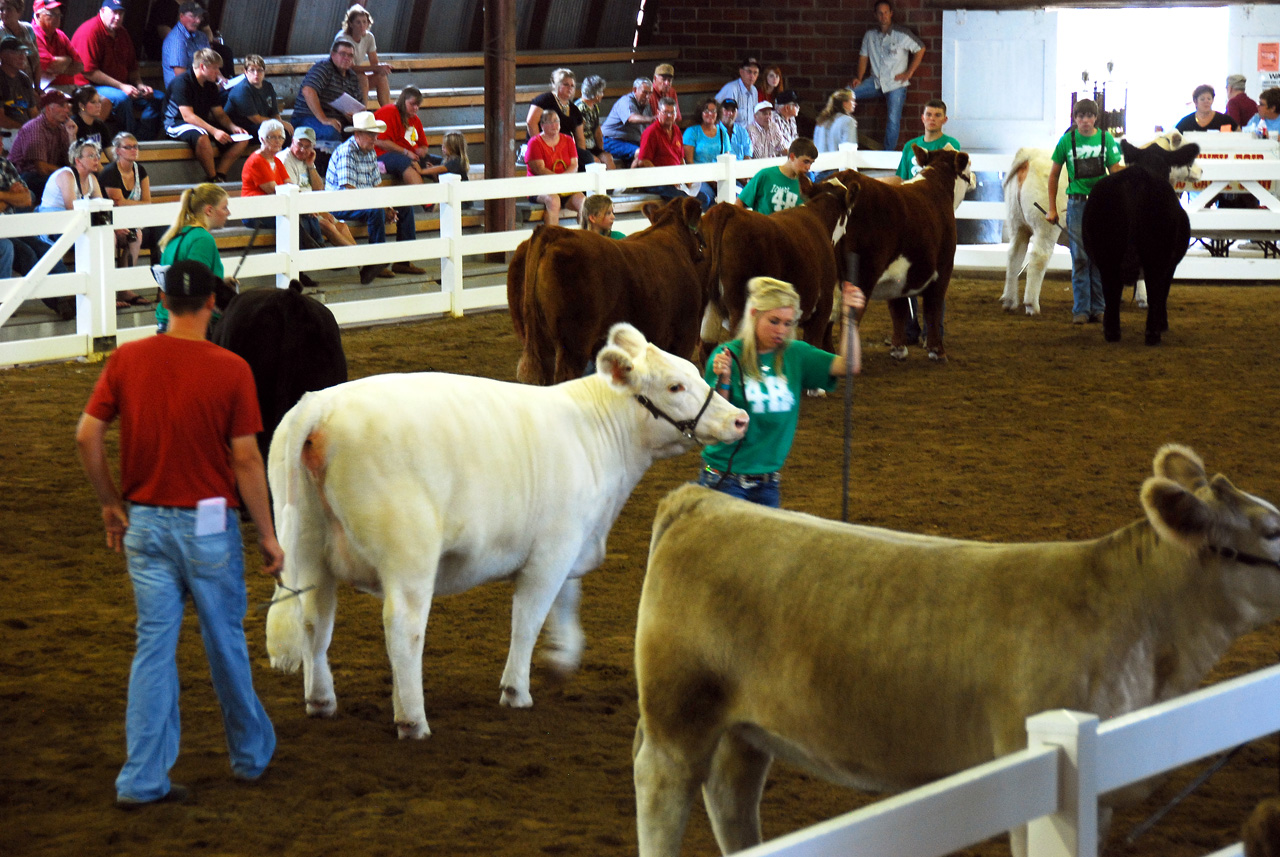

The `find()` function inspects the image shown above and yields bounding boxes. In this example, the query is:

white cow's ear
[596,346,635,388]
[1152,443,1207,490]
[1141,476,1212,553]
[607,322,647,359]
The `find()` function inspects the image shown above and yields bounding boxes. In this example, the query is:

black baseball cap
[163,259,218,298]
[721,98,738,109]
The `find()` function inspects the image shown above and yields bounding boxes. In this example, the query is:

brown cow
[835,145,974,362]
[697,177,860,355]
[507,197,707,385]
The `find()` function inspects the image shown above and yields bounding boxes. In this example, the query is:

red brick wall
[646,0,942,149]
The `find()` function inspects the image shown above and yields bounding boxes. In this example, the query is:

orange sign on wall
[1260,43,1279,73]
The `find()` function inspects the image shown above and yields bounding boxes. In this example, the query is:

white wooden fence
[3,144,1280,367]
[735,661,1280,857]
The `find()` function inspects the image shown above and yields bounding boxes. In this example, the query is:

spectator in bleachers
[715,56,759,120]
[851,0,925,151]
[575,74,614,170]
[292,37,363,148]
[31,0,80,90]
[633,96,685,203]
[1244,88,1280,138]
[70,85,109,145]
[160,2,210,89]
[813,88,857,178]
[226,54,290,142]
[774,90,800,151]
[154,182,231,332]
[748,101,788,159]
[0,0,38,82]
[683,97,728,211]
[101,131,160,270]
[0,34,37,129]
[526,68,590,170]
[72,0,164,140]
[601,77,653,163]
[163,47,249,183]
[325,110,422,284]
[759,65,785,108]
[1175,84,1233,133]
[240,118,320,287]
[9,87,71,198]
[526,108,583,225]
[0,132,72,319]
[337,4,390,108]
[374,85,446,191]
[718,98,751,161]
[579,194,624,239]
[440,130,469,180]
[1226,75,1257,130]
[649,63,680,122]
[277,125,356,249]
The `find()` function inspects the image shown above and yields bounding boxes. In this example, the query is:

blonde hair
[816,89,855,127]
[193,47,221,70]
[737,277,800,381]
[342,3,372,32]
[551,68,574,89]
[159,183,228,249]
[442,131,469,173]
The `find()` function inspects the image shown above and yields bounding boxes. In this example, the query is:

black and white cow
[1082,139,1201,345]
[211,281,348,459]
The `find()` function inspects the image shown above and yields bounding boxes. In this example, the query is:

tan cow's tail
[507,238,530,343]
[265,391,326,673]
[516,225,565,385]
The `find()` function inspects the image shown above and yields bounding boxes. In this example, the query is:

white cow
[1001,131,1200,316]
[266,323,748,739]
[634,445,1280,857]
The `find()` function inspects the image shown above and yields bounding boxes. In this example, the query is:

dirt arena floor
[4,273,1280,857]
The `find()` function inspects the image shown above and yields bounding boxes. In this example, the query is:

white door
[941,10,1058,151]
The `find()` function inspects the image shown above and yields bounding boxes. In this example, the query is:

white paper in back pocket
[195,497,227,536]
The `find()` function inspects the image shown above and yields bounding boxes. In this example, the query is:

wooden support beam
[484,0,517,245]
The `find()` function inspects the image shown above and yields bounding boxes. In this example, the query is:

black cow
[1082,139,1200,345]
[211,281,348,459]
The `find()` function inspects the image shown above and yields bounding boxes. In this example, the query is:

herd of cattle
[189,136,1280,855]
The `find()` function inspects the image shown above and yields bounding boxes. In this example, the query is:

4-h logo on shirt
[770,185,800,210]
[743,376,794,414]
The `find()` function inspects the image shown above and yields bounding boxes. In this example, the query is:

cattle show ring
[5,247,1280,856]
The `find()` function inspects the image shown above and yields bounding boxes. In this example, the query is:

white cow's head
[1139,130,1203,185]
[598,323,748,456]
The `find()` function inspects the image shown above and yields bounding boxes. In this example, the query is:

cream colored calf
[634,445,1280,856]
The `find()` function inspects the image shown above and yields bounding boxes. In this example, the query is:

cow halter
[1204,544,1280,571]
[635,386,716,441]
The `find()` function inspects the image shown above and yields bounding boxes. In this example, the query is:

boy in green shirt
[895,99,960,181]
[736,137,817,214]
[1046,99,1123,324]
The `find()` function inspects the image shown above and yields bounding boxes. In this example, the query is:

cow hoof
[1137,299,1148,309]
[927,350,947,363]
[1000,298,1017,311]
[396,720,431,740]
[888,346,908,361]
[1145,331,1162,346]
[500,686,534,708]
[306,697,337,718]
[1104,329,1121,343]
[1023,304,1039,317]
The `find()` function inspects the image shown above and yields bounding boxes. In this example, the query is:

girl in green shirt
[155,183,233,332]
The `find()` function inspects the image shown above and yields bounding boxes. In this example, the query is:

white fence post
[586,161,607,197]
[716,153,737,203]
[838,141,859,172]
[75,197,117,349]
[1026,710,1099,857]
[274,183,300,288]
[438,173,464,317]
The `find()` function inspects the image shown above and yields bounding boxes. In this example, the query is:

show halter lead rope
[634,384,717,441]
[1204,544,1280,570]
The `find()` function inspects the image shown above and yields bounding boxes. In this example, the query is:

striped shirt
[292,58,361,125]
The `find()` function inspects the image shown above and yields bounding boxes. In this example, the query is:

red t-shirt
[34,25,80,87]
[636,121,684,168]
[241,151,289,197]
[84,335,263,508]
[525,133,576,176]
[71,15,137,87]
[373,103,426,157]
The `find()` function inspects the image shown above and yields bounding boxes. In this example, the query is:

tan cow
[634,445,1280,856]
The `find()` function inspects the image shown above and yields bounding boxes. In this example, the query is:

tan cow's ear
[1141,476,1211,553]
[596,346,635,388]
[1153,443,1207,490]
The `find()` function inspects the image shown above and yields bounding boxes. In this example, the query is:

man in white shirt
[715,56,759,120]
[850,1,924,151]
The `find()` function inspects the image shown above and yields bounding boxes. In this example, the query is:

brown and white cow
[634,445,1280,856]
[834,146,974,362]
[507,197,707,385]
[697,177,860,355]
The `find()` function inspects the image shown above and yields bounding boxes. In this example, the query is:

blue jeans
[295,114,344,145]
[697,468,781,508]
[1066,195,1103,316]
[96,86,165,141]
[0,237,13,278]
[851,78,908,151]
[331,205,415,244]
[116,505,275,801]
[602,136,639,160]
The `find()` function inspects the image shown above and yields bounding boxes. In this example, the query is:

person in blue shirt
[683,97,731,210]
[1244,88,1280,138]
[718,98,752,161]
[159,1,210,88]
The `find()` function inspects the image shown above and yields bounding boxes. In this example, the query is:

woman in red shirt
[525,110,583,224]
[240,119,321,284]
[375,86,446,191]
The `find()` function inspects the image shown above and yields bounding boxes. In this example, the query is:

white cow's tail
[1003,147,1039,194]
[265,392,324,673]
